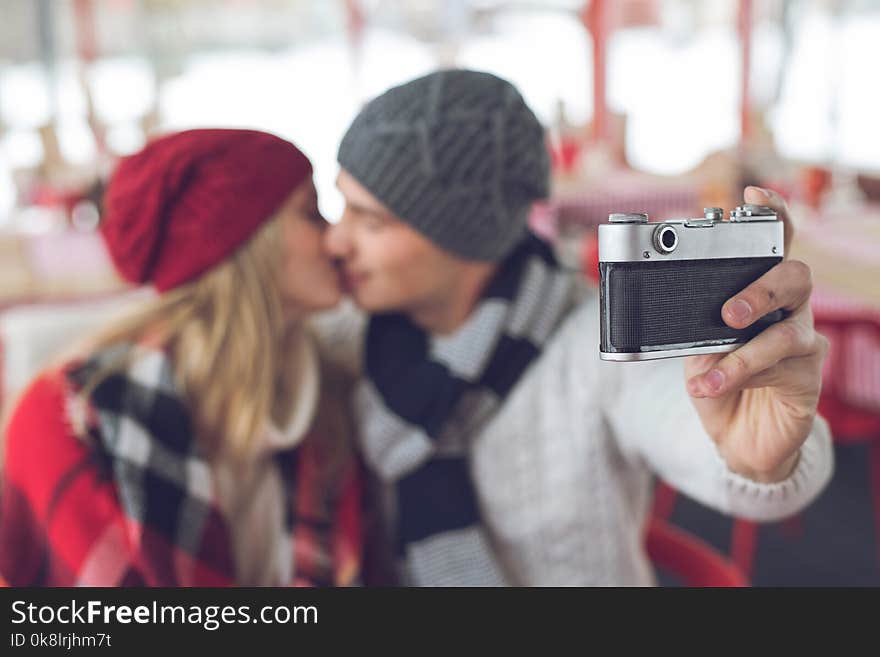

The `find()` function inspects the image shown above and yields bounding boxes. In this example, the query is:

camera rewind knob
[609,213,649,224]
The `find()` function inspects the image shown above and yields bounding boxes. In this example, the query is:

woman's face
[277,178,344,318]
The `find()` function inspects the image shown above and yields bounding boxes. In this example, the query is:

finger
[721,259,813,330]
[686,319,820,398]
[730,351,826,393]
[681,311,813,376]
[683,352,724,380]
[744,185,794,252]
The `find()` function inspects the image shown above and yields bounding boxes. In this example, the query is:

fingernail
[727,299,752,323]
[687,378,703,397]
[747,185,769,199]
[705,369,725,393]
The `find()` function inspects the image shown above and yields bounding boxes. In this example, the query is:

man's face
[325,169,467,314]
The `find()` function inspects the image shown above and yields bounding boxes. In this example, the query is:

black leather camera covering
[600,256,784,353]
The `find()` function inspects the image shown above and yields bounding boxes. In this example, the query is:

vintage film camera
[598,204,786,361]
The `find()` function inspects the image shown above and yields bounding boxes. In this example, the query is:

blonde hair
[73,214,299,459]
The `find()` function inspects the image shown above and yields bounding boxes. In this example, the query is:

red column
[344,0,366,48]
[738,0,754,144]
[73,0,98,63]
[72,0,108,155]
[581,0,609,145]
[343,0,366,100]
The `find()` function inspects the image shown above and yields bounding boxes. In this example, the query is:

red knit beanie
[101,128,313,292]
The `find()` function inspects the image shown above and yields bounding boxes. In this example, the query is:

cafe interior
[0,0,878,586]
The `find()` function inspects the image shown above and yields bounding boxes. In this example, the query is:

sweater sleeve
[0,371,139,585]
[599,350,834,522]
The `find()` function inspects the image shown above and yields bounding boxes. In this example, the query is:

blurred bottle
[799,165,832,211]
[548,99,582,179]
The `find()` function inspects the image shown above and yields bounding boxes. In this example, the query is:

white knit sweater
[312,288,834,586]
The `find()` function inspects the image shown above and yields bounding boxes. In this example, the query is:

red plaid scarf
[0,346,362,586]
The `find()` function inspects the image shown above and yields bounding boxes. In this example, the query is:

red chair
[651,480,769,578]
[653,315,880,579]
[814,318,880,552]
[645,517,748,587]
[726,317,880,576]
[676,491,807,580]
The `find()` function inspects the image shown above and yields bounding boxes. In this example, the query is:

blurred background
[0,0,879,586]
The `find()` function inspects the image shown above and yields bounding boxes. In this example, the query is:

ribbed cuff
[711,415,834,522]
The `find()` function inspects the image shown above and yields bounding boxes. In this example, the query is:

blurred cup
[800,165,831,210]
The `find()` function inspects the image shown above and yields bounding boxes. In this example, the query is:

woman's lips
[340,268,368,291]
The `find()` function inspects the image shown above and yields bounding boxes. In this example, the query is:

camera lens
[653,225,678,254]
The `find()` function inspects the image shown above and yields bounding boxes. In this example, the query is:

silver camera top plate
[598,205,783,263]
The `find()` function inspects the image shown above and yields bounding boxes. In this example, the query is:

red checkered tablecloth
[812,288,880,412]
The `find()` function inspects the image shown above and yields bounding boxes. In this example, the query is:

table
[789,205,880,307]
[0,229,131,414]
[0,229,126,308]
[530,170,701,269]
[530,170,701,240]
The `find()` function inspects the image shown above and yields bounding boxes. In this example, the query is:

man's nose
[324,217,352,258]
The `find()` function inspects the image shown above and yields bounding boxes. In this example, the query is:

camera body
[598,204,785,361]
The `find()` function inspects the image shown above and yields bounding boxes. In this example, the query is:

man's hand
[684,186,829,483]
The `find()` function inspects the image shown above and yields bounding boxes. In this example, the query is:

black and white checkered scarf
[356,232,576,585]
[64,344,336,586]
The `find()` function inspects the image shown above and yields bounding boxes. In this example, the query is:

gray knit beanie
[337,69,550,261]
